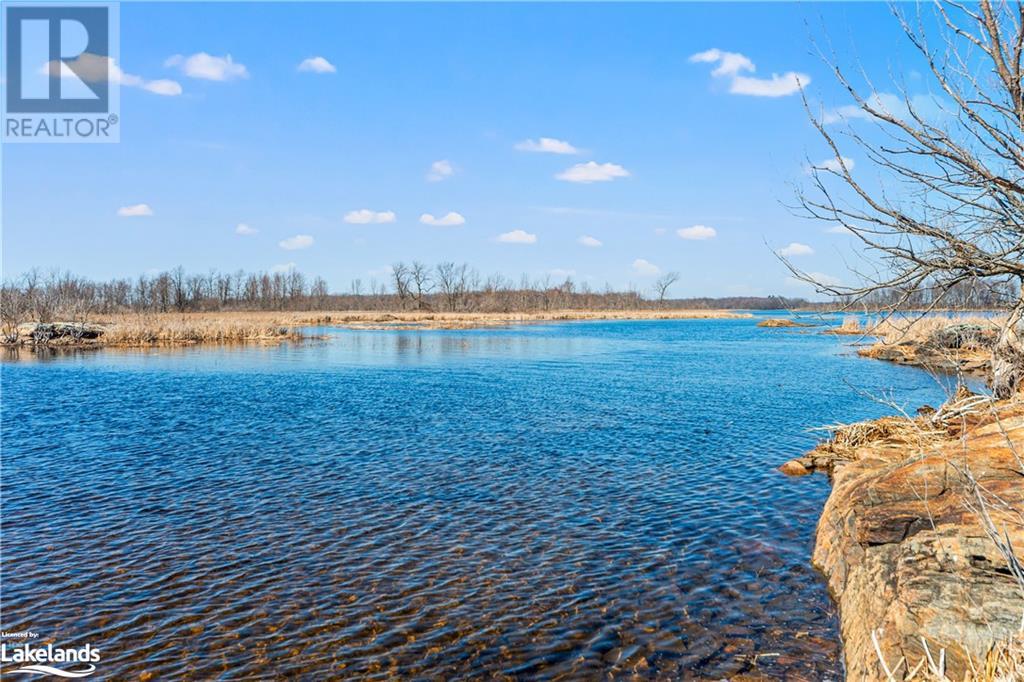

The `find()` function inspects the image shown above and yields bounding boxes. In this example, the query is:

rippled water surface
[1,317,958,679]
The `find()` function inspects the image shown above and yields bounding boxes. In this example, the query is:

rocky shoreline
[784,381,1024,678]
[856,342,991,378]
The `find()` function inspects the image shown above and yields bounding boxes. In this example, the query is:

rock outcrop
[12,322,106,345]
[857,322,998,378]
[783,394,1024,680]
[857,342,991,377]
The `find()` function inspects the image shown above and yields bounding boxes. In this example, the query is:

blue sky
[2,2,933,298]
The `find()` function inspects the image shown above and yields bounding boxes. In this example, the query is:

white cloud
[279,234,314,250]
[777,242,814,257]
[419,212,465,227]
[426,159,454,182]
[556,161,630,183]
[677,225,717,240]
[165,53,249,81]
[578,235,603,247]
[632,258,661,276]
[297,56,336,74]
[44,54,182,96]
[344,209,396,224]
[730,72,807,97]
[117,203,153,217]
[497,229,537,244]
[515,137,579,154]
[142,79,183,96]
[808,156,855,174]
[689,49,755,77]
[826,225,854,235]
[235,223,257,235]
[690,48,809,97]
[822,92,945,125]
[271,262,297,274]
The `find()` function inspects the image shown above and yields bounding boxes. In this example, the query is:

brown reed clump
[810,415,947,466]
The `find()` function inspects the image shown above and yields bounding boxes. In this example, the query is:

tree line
[1,264,817,323]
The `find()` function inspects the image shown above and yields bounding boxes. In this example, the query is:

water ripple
[1,318,956,679]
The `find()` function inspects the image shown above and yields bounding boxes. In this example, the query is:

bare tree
[653,272,681,305]
[2,262,820,320]
[435,262,459,311]
[791,0,1024,397]
[410,261,434,310]
[391,263,412,309]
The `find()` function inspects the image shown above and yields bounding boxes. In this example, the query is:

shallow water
[1,316,961,679]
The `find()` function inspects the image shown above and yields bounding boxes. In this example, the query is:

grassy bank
[7,313,305,348]
[828,315,1006,378]
[4,309,752,348]
[301,309,751,329]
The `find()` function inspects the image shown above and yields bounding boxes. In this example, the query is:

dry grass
[824,315,868,335]
[873,633,1023,681]
[756,318,814,328]
[811,416,947,464]
[982,636,1024,682]
[10,309,751,347]
[870,315,1003,345]
[297,309,751,329]
[810,386,990,466]
[99,316,302,346]
[836,315,1006,379]
[31,312,307,347]
[822,314,1004,342]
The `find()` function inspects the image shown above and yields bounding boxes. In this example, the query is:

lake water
[0,316,961,679]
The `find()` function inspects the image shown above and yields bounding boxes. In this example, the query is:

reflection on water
[1,318,957,679]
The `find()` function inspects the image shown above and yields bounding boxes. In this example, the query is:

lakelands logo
[0,642,100,678]
[2,2,120,142]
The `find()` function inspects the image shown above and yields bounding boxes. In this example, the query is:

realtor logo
[2,2,120,142]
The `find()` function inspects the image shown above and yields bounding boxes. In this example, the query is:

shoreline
[4,309,752,348]
[783,384,1023,678]
[305,309,752,330]
[855,341,991,378]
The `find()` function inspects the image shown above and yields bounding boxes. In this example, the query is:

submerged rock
[778,458,813,476]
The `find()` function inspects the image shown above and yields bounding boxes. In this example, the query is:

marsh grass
[7,309,752,347]
[812,416,946,463]
[868,315,1003,346]
[300,309,751,329]
[31,312,308,347]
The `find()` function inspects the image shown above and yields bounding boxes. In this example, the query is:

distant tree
[435,262,459,311]
[391,263,412,309]
[653,272,681,305]
[410,261,434,310]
